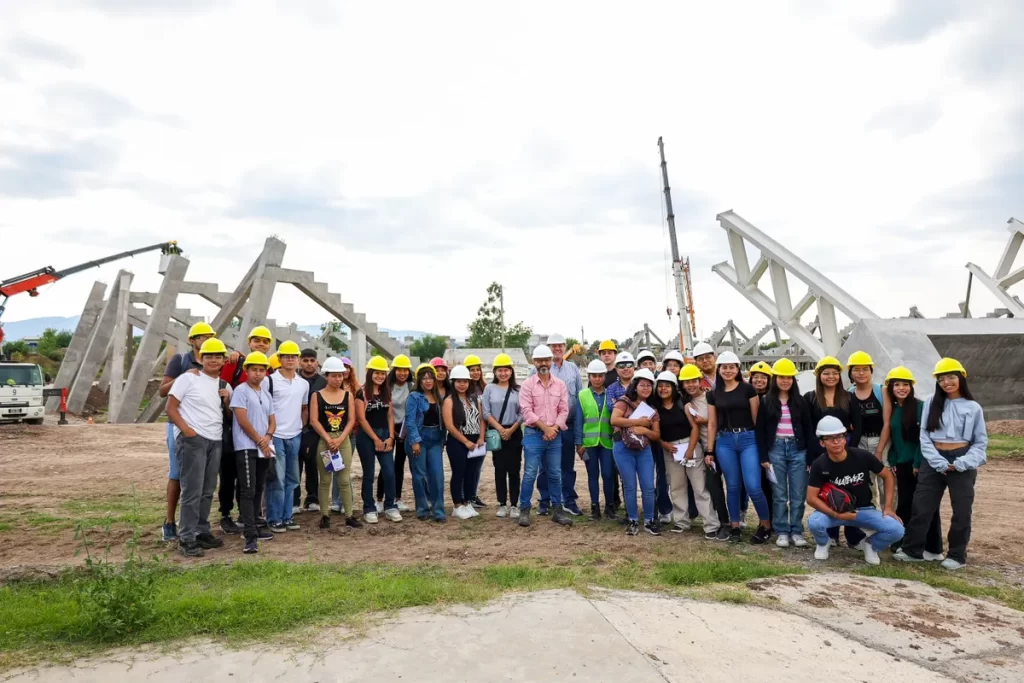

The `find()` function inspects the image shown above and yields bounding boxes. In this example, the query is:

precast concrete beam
[239,237,286,336]
[108,273,132,420]
[67,270,133,414]
[47,281,106,411]
[966,263,1024,318]
[351,328,367,375]
[179,281,230,307]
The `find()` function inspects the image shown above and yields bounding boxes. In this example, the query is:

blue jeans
[520,427,562,511]
[612,441,656,522]
[650,442,673,516]
[768,437,808,535]
[408,427,445,520]
[808,507,905,551]
[268,434,301,524]
[166,422,180,480]
[584,445,615,508]
[356,428,396,512]
[537,427,577,506]
[716,430,770,523]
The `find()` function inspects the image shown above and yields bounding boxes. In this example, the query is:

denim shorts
[167,422,180,480]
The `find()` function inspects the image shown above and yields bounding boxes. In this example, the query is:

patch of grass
[0,523,13,533]
[481,565,578,590]
[655,557,804,586]
[698,588,753,605]
[23,513,63,528]
[856,565,1024,612]
[986,435,1024,459]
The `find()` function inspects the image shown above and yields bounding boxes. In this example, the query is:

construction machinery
[658,137,696,354]
[0,241,181,348]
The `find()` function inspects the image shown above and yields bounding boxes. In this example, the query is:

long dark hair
[625,376,658,407]
[925,376,975,433]
[814,368,849,412]
[491,367,519,390]
[362,368,392,404]
[713,362,748,406]
[886,380,920,441]
[448,384,478,431]
[764,374,803,423]
[414,367,441,405]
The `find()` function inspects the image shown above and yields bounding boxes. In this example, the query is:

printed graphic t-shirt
[808,447,884,509]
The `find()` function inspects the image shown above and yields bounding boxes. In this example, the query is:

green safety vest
[579,388,613,448]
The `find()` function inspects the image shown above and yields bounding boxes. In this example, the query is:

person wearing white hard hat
[517,345,573,527]
[662,350,685,377]
[610,368,661,536]
[692,342,717,392]
[532,334,584,517]
[706,351,773,545]
[636,349,657,374]
[442,366,487,520]
[637,349,672,524]
[806,416,903,565]
[310,357,362,531]
[574,360,616,520]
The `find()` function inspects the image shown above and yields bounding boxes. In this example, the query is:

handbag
[485,387,513,451]
[619,398,650,451]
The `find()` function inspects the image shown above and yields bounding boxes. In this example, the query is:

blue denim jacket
[404,391,444,446]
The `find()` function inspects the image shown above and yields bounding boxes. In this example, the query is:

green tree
[410,334,448,360]
[320,320,349,354]
[467,282,533,350]
[36,327,73,361]
[2,340,29,358]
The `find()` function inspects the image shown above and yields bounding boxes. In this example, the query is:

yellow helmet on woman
[771,358,798,377]
[678,364,702,381]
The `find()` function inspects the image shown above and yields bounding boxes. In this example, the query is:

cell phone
[581,451,590,462]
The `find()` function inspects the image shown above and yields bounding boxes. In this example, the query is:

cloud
[54,0,226,17]
[865,100,943,137]
[43,82,183,128]
[6,34,82,68]
[860,0,966,46]
[0,136,118,198]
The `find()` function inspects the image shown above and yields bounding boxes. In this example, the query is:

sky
[1,0,1021,346]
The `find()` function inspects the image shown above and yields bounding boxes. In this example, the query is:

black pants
[235,449,270,541]
[493,431,523,507]
[218,434,240,517]
[378,424,406,501]
[894,463,943,553]
[295,429,320,507]
[904,463,976,563]
[651,443,673,516]
[705,464,731,526]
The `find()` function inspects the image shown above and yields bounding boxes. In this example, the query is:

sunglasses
[616,362,635,369]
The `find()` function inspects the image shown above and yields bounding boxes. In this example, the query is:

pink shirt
[518,373,569,431]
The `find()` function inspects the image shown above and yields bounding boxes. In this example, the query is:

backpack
[818,482,855,514]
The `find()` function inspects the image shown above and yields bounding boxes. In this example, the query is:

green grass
[855,564,1024,611]
[986,434,1024,459]
[0,523,12,533]
[9,497,163,534]
[655,556,803,586]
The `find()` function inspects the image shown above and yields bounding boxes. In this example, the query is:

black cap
[300,348,317,359]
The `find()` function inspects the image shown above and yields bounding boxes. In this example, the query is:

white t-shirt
[271,372,309,439]
[169,371,231,441]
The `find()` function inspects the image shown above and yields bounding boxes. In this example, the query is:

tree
[2,340,29,358]
[565,336,580,349]
[410,334,448,360]
[320,320,349,354]
[36,327,72,361]
[466,282,533,350]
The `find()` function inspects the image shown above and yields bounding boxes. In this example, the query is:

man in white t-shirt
[167,338,232,558]
[265,340,309,533]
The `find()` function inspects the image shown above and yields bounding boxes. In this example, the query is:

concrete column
[47,281,106,411]
[67,271,133,414]
[107,273,133,421]
[239,237,286,336]
[351,328,367,376]
[112,255,189,424]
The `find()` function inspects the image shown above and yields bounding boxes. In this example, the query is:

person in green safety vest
[575,360,616,521]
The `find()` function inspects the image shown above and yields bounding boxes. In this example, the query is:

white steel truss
[711,210,878,359]
[965,217,1024,318]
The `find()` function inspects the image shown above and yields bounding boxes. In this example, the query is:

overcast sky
[2,0,1021,345]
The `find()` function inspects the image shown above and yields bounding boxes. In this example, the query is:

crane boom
[657,137,695,353]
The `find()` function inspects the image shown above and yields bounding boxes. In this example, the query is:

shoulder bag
[485,388,512,451]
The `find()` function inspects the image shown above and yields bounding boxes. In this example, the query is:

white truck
[0,361,46,424]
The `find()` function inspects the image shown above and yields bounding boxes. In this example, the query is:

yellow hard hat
[814,356,842,375]
[278,340,301,356]
[415,362,436,377]
[248,325,273,341]
[493,353,513,368]
[243,351,270,368]
[678,364,702,381]
[198,338,228,356]
[933,357,967,378]
[188,321,215,339]
[391,354,412,369]
[366,356,389,372]
[846,350,874,368]
[749,361,773,377]
[269,353,281,369]
[463,354,482,367]
[771,358,798,377]
[885,366,915,385]
[598,340,617,352]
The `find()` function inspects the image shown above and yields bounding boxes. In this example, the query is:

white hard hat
[693,342,715,357]
[716,351,741,366]
[663,350,684,364]
[636,349,656,363]
[532,344,553,359]
[547,333,566,345]
[615,351,635,364]
[449,365,471,380]
[816,415,847,437]
[321,357,345,374]
[586,359,607,374]
[656,370,678,385]
[634,368,656,383]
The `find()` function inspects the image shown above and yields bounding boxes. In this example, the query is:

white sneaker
[775,534,790,548]
[375,501,384,514]
[496,505,508,518]
[364,511,379,524]
[467,505,480,518]
[791,534,808,548]
[659,513,673,525]
[329,504,341,513]
[940,558,966,570]
[509,506,520,519]
[384,508,402,523]
[292,506,301,515]
[854,539,868,552]
[814,544,830,561]
[396,500,410,512]
[894,550,923,562]
[306,503,320,512]
[862,543,881,566]
[923,551,945,561]
[453,505,472,520]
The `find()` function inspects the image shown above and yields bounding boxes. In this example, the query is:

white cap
[634,368,656,383]
[816,415,847,437]
[636,349,656,363]
[716,351,741,365]
[547,333,566,345]
[656,370,678,385]
[662,350,684,364]
[322,357,345,374]
[693,342,715,357]
[449,365,471,380]
[532,344,553,360]
[615,351,635,364]
[586,359,607,374]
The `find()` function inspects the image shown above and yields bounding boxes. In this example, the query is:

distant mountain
[296,324,439,341]
[1,316,80,340]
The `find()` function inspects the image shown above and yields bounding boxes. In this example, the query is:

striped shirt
[776,403,795,438]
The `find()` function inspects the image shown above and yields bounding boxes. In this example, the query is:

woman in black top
[309,359,361,530]
[706,352,772,544]
[355,359,398,523]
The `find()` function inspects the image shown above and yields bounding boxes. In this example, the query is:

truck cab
[0,361,46,424]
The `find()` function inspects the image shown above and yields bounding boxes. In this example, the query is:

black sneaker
[626,520,639,536]
[603,504,617,521]
[715,527,731,541]
[243,539,258,554]
[728,528,742,544]
[644,520,662,536]
[179,541,204,558]
[196,533,224,549]
[471,497,487,509]
[552,505,573,527]
[345,516,363,529]
[704,530,718,540]
[285,519,300,531]
[671,523,688,534]
[537,502,550,516]
[256,517,268,528]
[318,516,330,529]
[220,516,241,535]
[750,526,772,545]
[588,504,602,521]
[257,528,274,540]
[268,523,287,533]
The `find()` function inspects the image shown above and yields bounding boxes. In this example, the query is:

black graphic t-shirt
[851,391,883,436]
[808,447,883,509]
[356,388,390,430]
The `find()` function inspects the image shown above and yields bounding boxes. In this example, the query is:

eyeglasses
[937,373,960,383]
[616,362,635,369]
[820,434,846,444]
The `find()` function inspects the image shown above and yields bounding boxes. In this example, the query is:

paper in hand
[468,443,486,458]
[766,464,778,484]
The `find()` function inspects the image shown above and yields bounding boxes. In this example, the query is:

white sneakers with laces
[790,534,808,547]
[923,551,945,561]
[814,544,830,561]
[862,543,881,566]
[775,534,790,548]
[396,500,411,512]
[496,505,508,518]
[384,508,402,523]
[453,505,473,520]
[509,507,520,519]
[364,511,379,524]
[940,558,966,570]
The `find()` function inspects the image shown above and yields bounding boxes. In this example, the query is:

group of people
[160,324,987,571]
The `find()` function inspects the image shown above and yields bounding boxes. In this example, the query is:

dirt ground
[1,423,1022,583]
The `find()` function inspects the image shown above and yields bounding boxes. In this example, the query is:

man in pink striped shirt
[517,345,572,528]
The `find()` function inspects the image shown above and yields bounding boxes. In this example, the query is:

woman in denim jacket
[404,364,448,522]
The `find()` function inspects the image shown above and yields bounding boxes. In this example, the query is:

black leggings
[378,425,406,501]
[895,462,943,554]
[493,432,523,506]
